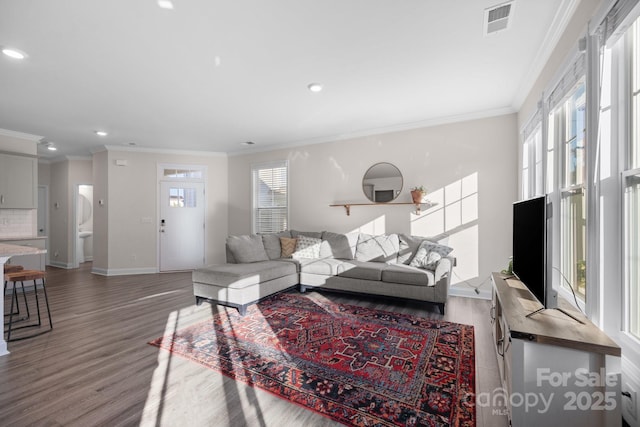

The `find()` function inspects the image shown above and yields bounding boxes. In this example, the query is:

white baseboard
[48,260,74,269]
[91,267,158,276]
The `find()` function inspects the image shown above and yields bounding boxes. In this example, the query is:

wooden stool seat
[5,270,46,282]
[4,269,52,341]
[4,265,24,274]
[4,265,26,319]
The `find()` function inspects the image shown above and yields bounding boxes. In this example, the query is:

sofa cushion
[193,261,297,288]
[337,260,387,281]
[398,234,427,264]
[292,235,322,259]
[291,230,323,239]
[321,231,356,260]
[226,234,269,263]
[381,264,435,286]
[280,237,297,258]
[298,258,348,275]
[355,234,399,263]
[261,231,292,260]
[410,241,453,271]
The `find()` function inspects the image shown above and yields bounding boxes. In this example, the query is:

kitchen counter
[0,236,48,242]
[0,242,46,256]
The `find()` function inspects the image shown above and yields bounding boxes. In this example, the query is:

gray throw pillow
[398,234,426,264]
[261,230,292,259]
[321,231,355,260]
[291,230,323,239]
[355,233,400,262]
[226,234,269,263]
[409,241,453,270]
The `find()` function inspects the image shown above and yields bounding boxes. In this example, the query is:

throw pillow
[355,233,400,262]
[280,237,297,258]
[292,235,322,259]
[409,241,453,270]
[226,234,269,263]
[321,231,355,260]
[261,230,292,259]
[398,234,429,264]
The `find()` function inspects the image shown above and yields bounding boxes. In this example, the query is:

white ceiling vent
[484,1,514,35]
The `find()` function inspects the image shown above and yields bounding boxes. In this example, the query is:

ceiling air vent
[484,1,513,35]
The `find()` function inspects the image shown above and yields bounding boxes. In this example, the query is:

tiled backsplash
[0,209,37,238]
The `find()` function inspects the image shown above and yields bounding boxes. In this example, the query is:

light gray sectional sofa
[193,230,455,315]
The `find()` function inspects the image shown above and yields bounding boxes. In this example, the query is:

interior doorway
[75,184,93,267]
[37,185,49,265]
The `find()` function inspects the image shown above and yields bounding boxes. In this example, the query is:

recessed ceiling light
[157,0,174,9]
[47,144,57,151]
[241,141,256,146]
[95,130,108,137]
[307,83,323,93]
[2,47,27,60]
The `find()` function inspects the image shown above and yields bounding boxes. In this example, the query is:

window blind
[546,53,586,110]
[252,161,288,234]
[522,102,542,142]
[594,0,640,45]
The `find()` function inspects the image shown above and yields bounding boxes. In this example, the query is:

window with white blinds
[252,161,288,234]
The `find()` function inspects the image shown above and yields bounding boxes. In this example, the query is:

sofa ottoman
[193,260,298,315]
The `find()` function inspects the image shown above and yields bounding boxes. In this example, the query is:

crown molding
[0,128,43,141]
[99,144,227,157]
[511,0,581,110]
[228,106,516,157]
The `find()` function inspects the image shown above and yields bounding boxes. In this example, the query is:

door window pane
[169,187,197,208]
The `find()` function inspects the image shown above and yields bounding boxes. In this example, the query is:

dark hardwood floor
[1,263,508,426]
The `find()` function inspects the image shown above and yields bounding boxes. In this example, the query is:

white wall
[228,114,518,296]
[92,149,228,275]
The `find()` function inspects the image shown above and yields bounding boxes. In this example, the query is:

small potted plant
[410,186,426,204]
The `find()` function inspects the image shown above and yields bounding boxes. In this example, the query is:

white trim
[48,260,74,269]
[228,107,515,157]
[512,0,582,110]
[91,267,158,276]
[0,128,43,141]
[99,144,227,157]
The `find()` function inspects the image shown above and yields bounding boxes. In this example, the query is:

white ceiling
[0,0,576,159]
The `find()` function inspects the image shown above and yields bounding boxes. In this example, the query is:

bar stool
[4,269,53,341]
[3,264,28,319]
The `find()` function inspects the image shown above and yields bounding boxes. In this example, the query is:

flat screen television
[512,195,548,307]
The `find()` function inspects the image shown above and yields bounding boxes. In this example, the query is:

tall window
[627,20,640,339]
[522,125,544,199]
[252,161,288,234]
[549,80,587,300]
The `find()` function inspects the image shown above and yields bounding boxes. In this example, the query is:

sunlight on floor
[140,309,181,426]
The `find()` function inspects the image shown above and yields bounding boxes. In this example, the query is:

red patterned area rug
[150,292,475,426]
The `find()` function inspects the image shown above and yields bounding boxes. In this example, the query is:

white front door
[159,181,205,271]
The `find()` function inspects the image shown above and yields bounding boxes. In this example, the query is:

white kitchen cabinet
[0,153,37,209]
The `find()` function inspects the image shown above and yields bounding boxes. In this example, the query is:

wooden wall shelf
[329,201,436,216]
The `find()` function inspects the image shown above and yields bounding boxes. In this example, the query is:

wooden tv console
[490,273,621,427]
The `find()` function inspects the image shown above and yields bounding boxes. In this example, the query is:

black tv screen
[512,196,547,307]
